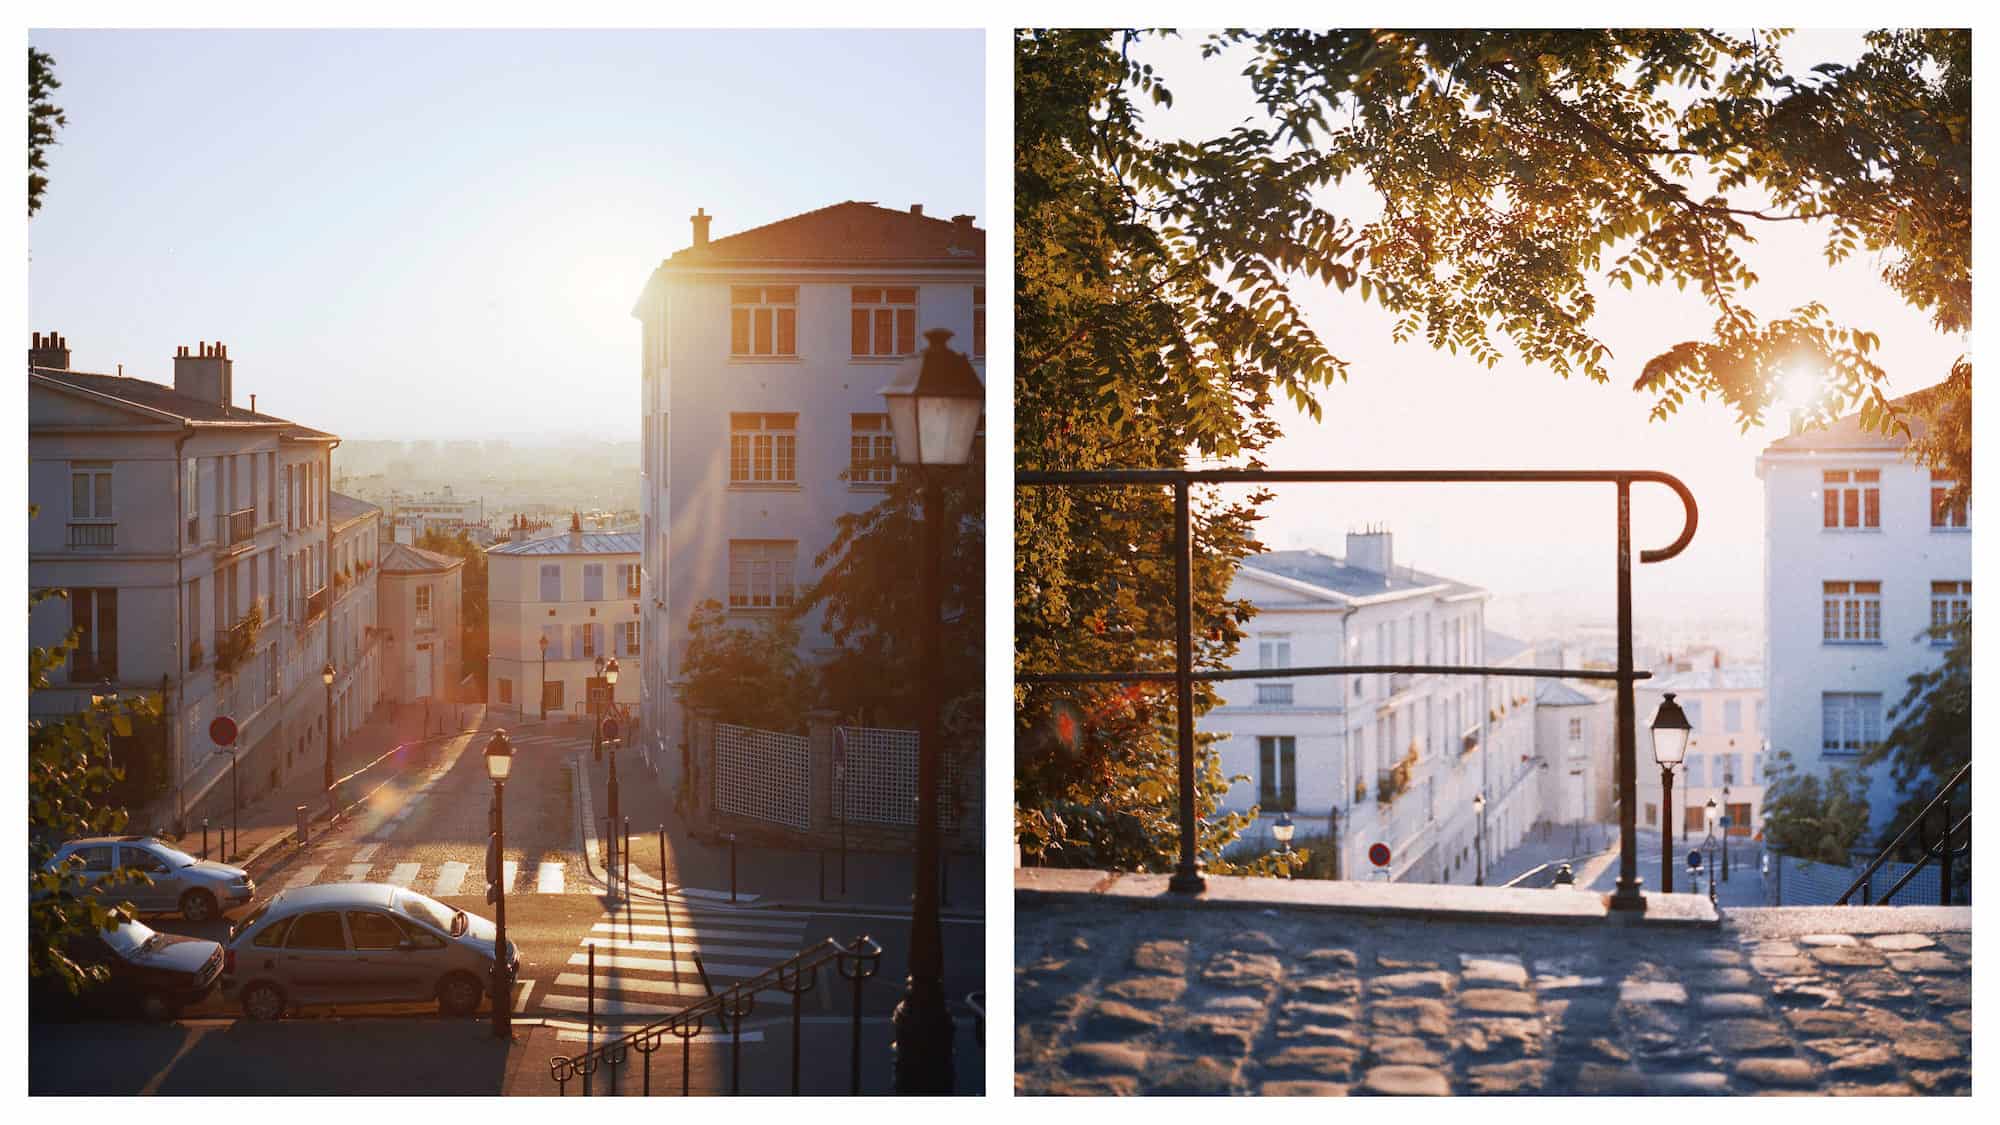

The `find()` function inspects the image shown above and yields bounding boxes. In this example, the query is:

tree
[416,528,488,688]
[678,598,813,734]
[29,47,65,217]
[28,586,154,995]
[1758,749,1871,865]
[1863,614,1969,855]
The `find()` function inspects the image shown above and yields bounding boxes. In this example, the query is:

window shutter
[1258,738,1276,807]
[1279,739,1297,812]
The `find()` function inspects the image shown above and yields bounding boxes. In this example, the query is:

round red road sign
[208,715,238,746]
[1368,842,1392,868]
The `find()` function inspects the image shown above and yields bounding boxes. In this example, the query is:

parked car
[31,917,224,1022]
[46,835,254,923]
[221,883,520,1021]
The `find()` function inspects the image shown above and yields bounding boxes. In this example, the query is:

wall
[488,547,642,718]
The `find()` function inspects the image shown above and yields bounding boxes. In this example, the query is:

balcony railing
[217,507,256,552]
[69,653,118,682]
[67,522,116,549]
[186,516,201,546]
[305,584,329,623]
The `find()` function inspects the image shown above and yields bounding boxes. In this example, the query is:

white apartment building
[1634,661,1766,844]
[488,516,642,720]
[630,201,985,779]
[1758,391,1969,833]
[1532,679,1614,828]
[1206,531,1520,883]
[377,542,463,705]
[28,333,345,831]
[327,492,384,742]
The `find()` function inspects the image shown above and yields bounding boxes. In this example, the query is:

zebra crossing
[535,903,811,1021]
[278,847,587,896]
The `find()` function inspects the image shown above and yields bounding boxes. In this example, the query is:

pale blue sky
[27,28,985,441]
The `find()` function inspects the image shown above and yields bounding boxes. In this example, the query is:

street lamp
[321,662,337,817]
[1473,793,1487,886]
[1272,811,1295,878]
[880,327,983,1095]
[537,633,548,720]
[1721,783,1731,882]
[604,656,621,865]
[483,730,514,1039]
[1649,692,1692,894]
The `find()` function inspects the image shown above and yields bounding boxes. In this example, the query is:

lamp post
[1650,692,1692,894]
[484,730,514,1039]
[880,327,982,1095]
[537,633,548,720]
[1272,811,1295,877]
[1473,793,1487,886]
[321,662,337,817]
[1721,783,1731,882]
[604,656,621,852]
[1704,797,1720,905]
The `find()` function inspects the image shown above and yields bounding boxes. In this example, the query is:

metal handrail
[1836,762,1970,905]
[548,934,883,1096]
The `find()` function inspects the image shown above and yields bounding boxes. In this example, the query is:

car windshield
[144,840,200,868]
[395,890,465,937]
[100,918,156,956]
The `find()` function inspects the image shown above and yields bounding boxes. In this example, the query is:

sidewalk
[577,747,985,914]
[1483,821,1616,887]
[154,701,516,872]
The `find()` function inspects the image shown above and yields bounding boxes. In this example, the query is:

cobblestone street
[1016,877,1970,1096]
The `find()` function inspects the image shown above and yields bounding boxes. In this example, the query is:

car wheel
[437,971,484,1018]
[140,991,177,1023]
[180,888,219,924]
[241,981,285,1022]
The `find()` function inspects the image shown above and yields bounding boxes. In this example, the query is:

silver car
[49,836,254,923]
[221,882,520,1021]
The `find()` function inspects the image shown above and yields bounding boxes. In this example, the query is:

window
[617,563,641,597]
[540,564,561,602]
[415,585,433,630]
[623,620,641,656]
[581,623,596,658]
[1931,581,1970,641]
[1931,471,1968,529]
[346,912,404,951]
[727,540,797,609]
[1644,802,1657,827]
[1683,700,1703,732]
[497,679,513,706]
[70,462,113,519]
[1257,683,1294,706]
[541,624,561,657]
[1821,469,1880,529]
[850,286,918,356]
[1822,692,1883,757]
[68,588,118,680]
[1685,754,1705,787]
[1822,581,1882,643]
[1684,805,1709,833]
[1257,635,1292,669]
[1717,754,1740,786]
[71,845,114,873]
[252,916,294,949]
[1724,699,1742,733]
[1567,717,1583,742]
[973,286,986,359]
[584,564,604,601]
[1257,736,1297,812]
[285,911,347,951]
[849,414,896,485]
[729,285,797,357]
[121,847,171,875]
[729,413,798,485]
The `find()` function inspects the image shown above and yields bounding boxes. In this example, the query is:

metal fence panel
[839,726,977,834]
[1764,850,1963,906]
[714,723,810,831]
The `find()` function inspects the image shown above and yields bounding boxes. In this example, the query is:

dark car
[31,917,224,1022]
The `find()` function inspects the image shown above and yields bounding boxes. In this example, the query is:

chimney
[509,513,530,544]
[690,207,711,247]
[952,213,975,232]
[909,203,924,217]
[1345,524,1394,575]
[29,331,70,370]
[569,510,583,549]
[173,340,234,410]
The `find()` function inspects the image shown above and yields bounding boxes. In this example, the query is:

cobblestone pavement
[1016,896,1970,1095]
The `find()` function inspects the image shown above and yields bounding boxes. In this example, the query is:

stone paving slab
[1016,876,1970,1096]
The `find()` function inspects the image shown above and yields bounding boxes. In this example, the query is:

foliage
[417,528,489,684]
[793,456,982,744]
[1862,614,1969,855]
[29,47,65,217]
[679,598,814,734]
[212,601,261,676]
[1759,749,1872,865]
[28,583,153,995]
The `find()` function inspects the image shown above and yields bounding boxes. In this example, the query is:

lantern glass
[322,663,335,686]
[1649,692,1692,766]
[880,329,984,467]
[605,658,619,686]
[1272,812,1295,845]
[484,732,514,781]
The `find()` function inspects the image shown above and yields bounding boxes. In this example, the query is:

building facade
[631,201,985,785]
[1532,679,1615,830]
[1757,391,1969,832]
[328,492,384,744]
[28,334,345,831]
[377,542,463,706]
[487,516,642,720]
[1205,532,1525,883]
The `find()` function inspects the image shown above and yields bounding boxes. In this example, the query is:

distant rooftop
[1536,679,1609,707]
[1483,629,1531,663]
[1649,664,1765,693]
[662,200,984,268]
[1246,548,1482,601]
[488,531,641,557]
[32,365,330,436]
[328,491,381,529]
[377,542,462,574]
[1761,381,1949,455]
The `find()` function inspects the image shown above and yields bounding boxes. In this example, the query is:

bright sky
[1132,31,1967,610]
[26,28,985,443]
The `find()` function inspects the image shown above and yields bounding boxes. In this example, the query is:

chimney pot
[29,330,72,370]
[952,213,975,228]
[690,207,712,247]
[910,203,924,217]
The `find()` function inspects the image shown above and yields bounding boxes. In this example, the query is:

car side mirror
[398,939,416,951]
